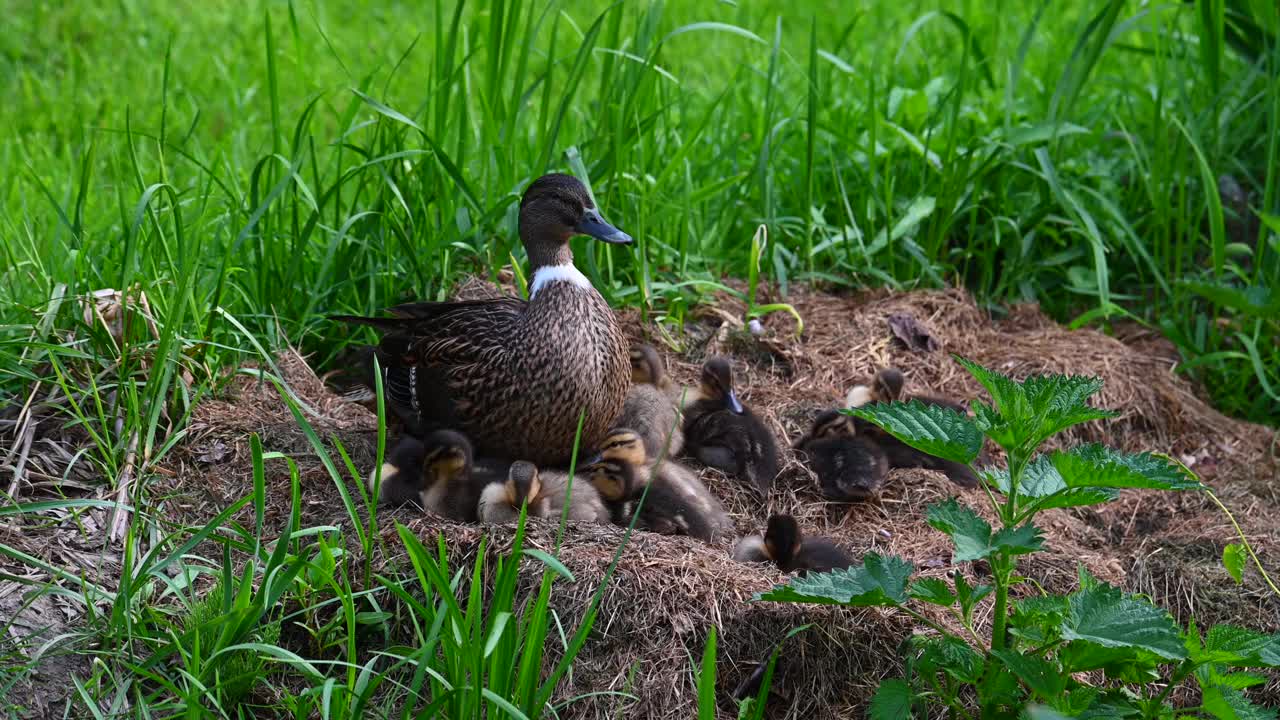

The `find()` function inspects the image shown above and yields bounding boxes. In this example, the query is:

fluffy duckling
[682,357,780,495]
[732,514,852,576]
[368,430,481,520]
[477,460,611,524]
[616,344,684,458]
[846,368,978,488]
[793,409,889,502]
[584,428,730,541]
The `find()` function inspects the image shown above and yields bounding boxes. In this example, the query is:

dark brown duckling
[682,356,780,495]
[332,173,634,467]
[732,514,852,576]
[368,430,481,521]
[793,409,889,502]
[846,367,979,488]
[583,428,726,541]
[616,344,684,458]
[477,460,610,524]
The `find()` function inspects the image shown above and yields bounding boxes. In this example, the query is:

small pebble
[877,528,892,540]
[748,318,765,337]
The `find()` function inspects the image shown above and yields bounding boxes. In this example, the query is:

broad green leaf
[755,553,913,606]
[1052,444,1203,491]
[850,400,982,464]
[927,499,1042,560]
[988,455,1067,497]
[956,356,1029,422]
[1023,705,1077,720]
[1213,672,1270,691]
[955,575,994,618]
[1026,486,1119,513]
[1202,685,1277,720]
[1223,543,1246,584]
[992,524,1045,556]
[1059,642,1162,683]
[955,357,1115,452]
[927,498,994,561]
[915,635,985,684]
[909,578,956,606]
[992,648,1066,699]
[1199,625,1280,667]
[1061,582,1187,660]
[868,678,913,720]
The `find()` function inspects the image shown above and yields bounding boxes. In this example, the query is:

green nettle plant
[756,357,1280,719]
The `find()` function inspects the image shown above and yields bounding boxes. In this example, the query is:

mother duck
[334,173,633,466]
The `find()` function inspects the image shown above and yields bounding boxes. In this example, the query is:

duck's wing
[334,296,526,363]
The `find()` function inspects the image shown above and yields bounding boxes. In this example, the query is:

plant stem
[989,554,1010,652]
[901,605,968,644]
[1205,489,1280,598]
[1142,659,1196,718]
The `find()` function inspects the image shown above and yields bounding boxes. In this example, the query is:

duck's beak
[576,209,633,245]
[578,451,603,468]
[725,390,745,415]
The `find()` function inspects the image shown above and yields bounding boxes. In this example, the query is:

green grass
[1,0,1279,716]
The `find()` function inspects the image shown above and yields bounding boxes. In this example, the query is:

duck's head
[699,356,743,414]
[793,409,855,449]
[845,367,905,408]
[506,461,542,506]
[583,458,637,502]
[764,514,801,565]
[519,174,632,268]
[584,428,648,469]
[422,430,473,486]
[629,344,666,386]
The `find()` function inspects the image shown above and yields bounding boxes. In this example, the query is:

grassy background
[4,0,1279,422]
[2,1,1279,715]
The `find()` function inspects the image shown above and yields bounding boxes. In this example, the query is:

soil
[3,281,1278,718]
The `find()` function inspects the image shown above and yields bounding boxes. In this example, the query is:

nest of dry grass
[6,281,1279,717]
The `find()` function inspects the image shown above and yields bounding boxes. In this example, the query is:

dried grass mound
[9,281,1279,716]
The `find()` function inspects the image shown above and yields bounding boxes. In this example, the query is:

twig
[109,431,140,543]
[5,423,34,500]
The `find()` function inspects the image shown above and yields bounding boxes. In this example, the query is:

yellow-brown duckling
[477,460,610,524]
[616,344,684,458]
[368,430,481,521]
[846,367,979,488]
[732,514,852,576]
[682,356,779,496]
[583,427,730,541]
[792,409,889,502]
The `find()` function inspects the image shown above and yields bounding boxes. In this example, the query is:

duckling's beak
[725,390,745,415]
[578,452,603,468]
[576,209,633,245]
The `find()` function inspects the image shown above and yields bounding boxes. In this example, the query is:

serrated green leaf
[1052,444,1203,491]
[850,399,983,464]
[868,678,913,720]
[1026,486,1120,513]
[1223,544,1246,584]
[927,498,994,561]
[1023,705,1077,720]
[1059,643,1162,683]
[1203,685,1278,720]
[909,578,957,606]
[916,635,985,684]
[1198,625,1280,667]
[955,575,994,617]
[992,648,1067,700]
[955,357,1116,453]
[755,553,913,606]
[1214,671,1270,691]
[993,523,1045,556]
[1061,582,1187,660]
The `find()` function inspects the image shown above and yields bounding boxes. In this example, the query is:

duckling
[368,430,481,520]
[732,514,852,576]
[332,173,634,467]
[588,427,733,541]
[477,460,611,524]
[616,344,684,458]
[792,409,889,502]
[682,356,780,495]
[846,367,979,488]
